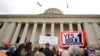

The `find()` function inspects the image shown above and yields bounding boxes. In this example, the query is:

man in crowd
[42,43,54,56]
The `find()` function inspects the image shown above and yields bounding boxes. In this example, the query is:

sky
[0,0,100,14]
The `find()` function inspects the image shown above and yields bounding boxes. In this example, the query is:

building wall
[0,16,100,47]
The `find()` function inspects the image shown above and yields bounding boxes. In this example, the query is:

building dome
[44,8,63,15]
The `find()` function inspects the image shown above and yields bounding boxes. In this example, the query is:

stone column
[92,22,100,46]
[30,23,37,44]
[51,23,55,36]
[41,23,46,35]
[84,22,92,46]
[0,22,8,39]
[60,23,64,32]
[11,23,22,44]
[77,23,82,31]
[59,23,64,45]
[2,22,16,43]
[19,23,29,44]
[69,23,73,31]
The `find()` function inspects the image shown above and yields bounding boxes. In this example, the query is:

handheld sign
[39,35,58,45]
[60,31,86,48]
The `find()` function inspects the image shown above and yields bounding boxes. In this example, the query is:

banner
[39,35,58,45]
[60,31,86,48]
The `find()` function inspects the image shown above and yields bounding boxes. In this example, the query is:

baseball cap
[45,43,50,45]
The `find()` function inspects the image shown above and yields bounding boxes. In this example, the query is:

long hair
[33,46,39,56]
[25,42,32,51]
[52,46,58,55]
[13,44,25,56]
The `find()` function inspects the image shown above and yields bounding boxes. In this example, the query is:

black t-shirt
[42,48,54,56]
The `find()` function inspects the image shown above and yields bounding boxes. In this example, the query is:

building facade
[0,8,100,47]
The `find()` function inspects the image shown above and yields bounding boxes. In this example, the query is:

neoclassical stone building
[0,8,100,47]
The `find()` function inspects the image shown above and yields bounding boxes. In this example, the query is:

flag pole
[66,0,69,14]
[34,0,42,14]
[34,0,37,14]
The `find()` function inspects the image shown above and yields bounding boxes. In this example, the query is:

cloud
[0,0,15,14]
[0,0,100,14]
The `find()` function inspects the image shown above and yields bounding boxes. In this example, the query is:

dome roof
[44,8,63,15]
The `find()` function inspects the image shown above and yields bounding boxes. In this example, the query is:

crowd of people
[0,42,100,56]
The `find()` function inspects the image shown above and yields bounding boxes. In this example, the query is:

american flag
[37,2,42,7]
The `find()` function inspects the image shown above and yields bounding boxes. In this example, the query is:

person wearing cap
[42,43,54,56]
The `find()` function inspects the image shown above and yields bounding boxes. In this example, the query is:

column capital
[60,22,64,24]
[68,22,73,24]
[18,22,22,23]
[43,22,46,24]
[77,22,81,24]
[84,22,88,23]
[93,22,97,23]
[25,22,29,23]
[25,22,29,25]
[3,22,8,23]
[34,22,38,24]
[51,22,55,24]
[11,22,16,23]
[3,21,8,23]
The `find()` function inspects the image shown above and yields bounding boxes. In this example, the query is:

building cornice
[0,14,100,18]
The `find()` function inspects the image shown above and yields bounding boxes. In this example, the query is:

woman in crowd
[20,42,33,56]
[33,47,39,56]
[52,46,58,56]
[12,44,25,56]
[34,47,45,56]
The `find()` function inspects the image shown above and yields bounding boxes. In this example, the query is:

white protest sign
[60,31,86,48]
[39,35,58,45]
